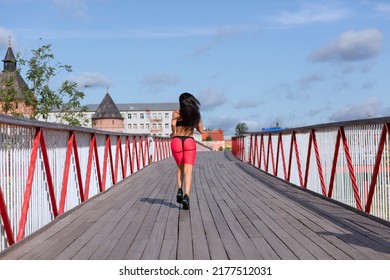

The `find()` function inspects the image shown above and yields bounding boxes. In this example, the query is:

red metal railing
[0,114,171,252]
[232,117,390,222]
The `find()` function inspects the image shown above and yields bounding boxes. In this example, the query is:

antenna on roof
[8,36,12,47]
[106,86,109,94]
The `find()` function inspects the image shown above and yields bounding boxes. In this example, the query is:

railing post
[230,117,390,222]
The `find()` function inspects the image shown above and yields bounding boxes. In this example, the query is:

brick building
[202,129,226,151]
[202,129,224,141]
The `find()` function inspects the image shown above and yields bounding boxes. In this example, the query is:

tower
[91,90,124,132]
[0,42,35,116]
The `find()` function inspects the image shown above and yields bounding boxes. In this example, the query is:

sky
[1,0,389,135]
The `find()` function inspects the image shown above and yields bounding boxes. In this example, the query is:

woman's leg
[171,137,184,189]
[182,138,196,209]
[176,164,184,203]
[183,164,193,195]
[176,164,184,189]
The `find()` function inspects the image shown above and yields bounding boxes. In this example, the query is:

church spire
[3,39,17,72]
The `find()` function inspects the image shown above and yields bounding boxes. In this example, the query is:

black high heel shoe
[182,194,189,210]
[176,188,183,204]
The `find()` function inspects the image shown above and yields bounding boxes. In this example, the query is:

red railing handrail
[0,114,171,252]
[232,116,390,222]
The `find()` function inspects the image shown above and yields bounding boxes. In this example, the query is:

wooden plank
[189,161,211,260]
[201,160,246,260]
[227,152,390,259]
[177,210,193,259]
[55,170,159,259]
[142,172,177,259]
[2,152,390,261]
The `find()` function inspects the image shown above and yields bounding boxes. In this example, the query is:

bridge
[0,114,390,260]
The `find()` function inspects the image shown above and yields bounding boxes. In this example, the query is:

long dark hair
[179,92,201,127]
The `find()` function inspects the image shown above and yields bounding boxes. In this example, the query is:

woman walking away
[170,92,204,210]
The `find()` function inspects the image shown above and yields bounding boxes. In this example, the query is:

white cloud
[300,73,324,87]
[69,72,111,89]
[190,25,260,57]
[342,61,376,74]
[329,97,390,121]
[362,81,376,90]
[142,72,180,87]
[205,115,239,135]
[198,89,228,111]
[234,100,264,109]
[270,4,350,26]
[0,27,13,48]
[309,29,383,62]
[54,0,89,20]
[374,3,390,13]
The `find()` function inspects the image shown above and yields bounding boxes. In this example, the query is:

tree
[205,135,213,141]
[17,41,88,126]
[0,76,19,115]
[235,122,248,135]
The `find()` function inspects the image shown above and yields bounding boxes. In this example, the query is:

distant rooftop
[91,93,123,120]
[86,102,178,112]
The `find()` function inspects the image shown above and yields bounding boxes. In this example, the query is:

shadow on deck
[1,152,390,260]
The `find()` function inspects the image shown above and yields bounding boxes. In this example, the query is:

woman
[170,92,204,210]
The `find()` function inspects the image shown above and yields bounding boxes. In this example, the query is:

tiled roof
[91,93,123,120]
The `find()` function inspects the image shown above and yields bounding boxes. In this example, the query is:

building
[91,93,124,132]
[202,129,224,141]
[0,44,35,116]
[46,94,183,138]
[201,129,225,151]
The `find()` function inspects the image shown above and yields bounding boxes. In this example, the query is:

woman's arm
[196,118,204,134]
[170,110,179,137]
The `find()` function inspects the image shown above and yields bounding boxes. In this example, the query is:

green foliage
[0,73,35,116]
[17,40,88,126]
[0,75,18,114]
[205,135,213,141]
[235,122,248,135]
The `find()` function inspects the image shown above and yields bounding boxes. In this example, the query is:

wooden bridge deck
[1,152,390,260]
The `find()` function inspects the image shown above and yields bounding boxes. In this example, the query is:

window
[165,123,169,129]
[140,124,145,129]
[133,113,137,119]
[146,112,150,119]
[152,113,157,119]
[146,123,150,129]
[128,124,132,129]
[127,114,132,119]
[140,113,144,119]
[158,123,162,129]
[133,124,138,129]
[165,113,169,119]
[158,113,162,119]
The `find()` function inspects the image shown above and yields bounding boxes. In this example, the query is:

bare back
[171,110,204,137]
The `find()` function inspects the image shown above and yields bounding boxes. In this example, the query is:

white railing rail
[0,114,171,252]
[232,117,390,222]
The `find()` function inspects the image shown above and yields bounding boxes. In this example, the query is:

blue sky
[1,0,389,135]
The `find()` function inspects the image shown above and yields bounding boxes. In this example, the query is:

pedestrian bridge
[1,114,390,259]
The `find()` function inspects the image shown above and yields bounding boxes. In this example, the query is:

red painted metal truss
[233,122,390,220]
[0,126,170,249]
